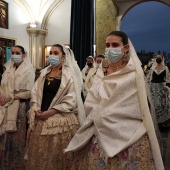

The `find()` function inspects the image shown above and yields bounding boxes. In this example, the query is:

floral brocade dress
[149,69,170,124]
[70,65,156,170]
[26,76,79,170]
[70,134,155,170]
[0,100,30,170]
[148,69,170,169]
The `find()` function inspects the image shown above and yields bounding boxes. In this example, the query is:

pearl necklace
[109,63,125,72]
[46,71,62,85]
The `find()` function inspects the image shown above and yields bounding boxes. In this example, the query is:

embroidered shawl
[0,58,35,135]
[65,46,164,170]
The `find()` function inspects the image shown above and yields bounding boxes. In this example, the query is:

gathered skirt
[149,82,170,124]
[26,115,79,170]
[70,133,156,170]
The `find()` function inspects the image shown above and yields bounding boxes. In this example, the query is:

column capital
[26,28,48,36]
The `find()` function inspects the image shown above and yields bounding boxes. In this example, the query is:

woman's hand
[164,86,169,92]
[35,110,43,118]
[37,109,57,121]
[14,96,20,100]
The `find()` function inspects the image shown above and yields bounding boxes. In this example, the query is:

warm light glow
[47,46,51,52]
[30,23,37,28]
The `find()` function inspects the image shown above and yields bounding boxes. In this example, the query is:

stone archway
[116,0,170,30]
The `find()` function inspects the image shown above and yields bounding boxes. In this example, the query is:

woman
[147,54,170,125]
[25,44,85,170]
[65,31,164,169]
[0,45,35,169]
[147,54,170,168]
[82,56,95,98]
[82,56,95,82]
[84,54,105,94]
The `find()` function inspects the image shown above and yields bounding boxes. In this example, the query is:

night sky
[121,1,170,55]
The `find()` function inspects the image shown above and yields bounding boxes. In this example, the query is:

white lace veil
[147,54,166,82]
[128,39,163,167]
[3,47,33,69]
[61,45,86,126]
[1,47,35,90]
[150,54,165,70]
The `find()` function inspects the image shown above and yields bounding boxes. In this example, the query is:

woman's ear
[22,54,26,58]
[124,44,129,53]
[61,55,65,62]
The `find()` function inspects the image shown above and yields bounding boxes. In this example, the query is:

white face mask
[105,47,124,63]
[11,55,23,64]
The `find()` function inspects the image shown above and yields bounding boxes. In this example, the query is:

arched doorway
[117,1,170,169]
[116,0,170,30]
[120,1,170,65]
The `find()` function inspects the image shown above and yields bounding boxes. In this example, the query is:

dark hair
[14,45,26,54]
[97,54,105,59]
[52,44,65,55]
[156,54,164,58]
[108,31,128,46]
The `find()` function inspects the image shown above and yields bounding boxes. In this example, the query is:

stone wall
[95,0,117,55]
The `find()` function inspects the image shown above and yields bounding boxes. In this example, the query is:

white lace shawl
[1,55,35,92]
[61,46,86,126]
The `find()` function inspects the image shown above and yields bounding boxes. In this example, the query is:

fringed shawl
[65,54,164,169]
[28,64,79,135]
[0,60,35,135]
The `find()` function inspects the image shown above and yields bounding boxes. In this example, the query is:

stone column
[95,0,117,55]
[27,28,48,69]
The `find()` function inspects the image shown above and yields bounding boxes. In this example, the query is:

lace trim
[41,113,79,135]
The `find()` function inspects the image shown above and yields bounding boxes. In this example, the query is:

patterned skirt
[148,82,170,124]
[0,102,29,170]
[25,118,79,170]
[70,134,156,170]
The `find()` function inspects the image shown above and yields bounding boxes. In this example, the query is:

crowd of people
[0,31,168,170]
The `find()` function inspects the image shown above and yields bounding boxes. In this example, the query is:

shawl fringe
[0,123,6,135]
[28,106,36,131]
[5,121,17,132]
[41,113,79,135]
[92,136,108,164]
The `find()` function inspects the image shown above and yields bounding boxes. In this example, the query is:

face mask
[11,55,23,64]
[47,55,60,67]
[156,58,162,64]
[105,47,123,63]
[96,63,100,68]
[87,63,93,67]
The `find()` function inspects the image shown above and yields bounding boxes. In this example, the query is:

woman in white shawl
[147,54,170,125]
[84,54,105,94]
[82,56,95,98]
[25,44,85,170]
[147,54,170,169]
[0,45,35,169]
[65,31,164,170]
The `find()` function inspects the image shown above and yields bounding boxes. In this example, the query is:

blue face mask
[11,55,23,64]
[96,63,100,68]
[105,47,123,63]
[47,55,60,67]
